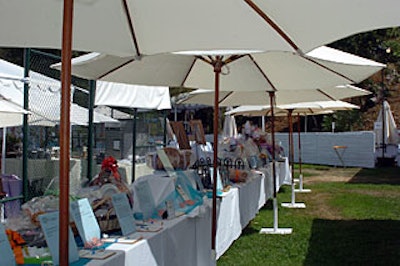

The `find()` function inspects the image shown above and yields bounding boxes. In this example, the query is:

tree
[322,110,363,132]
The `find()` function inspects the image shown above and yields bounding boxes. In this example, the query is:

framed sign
[170,121,191,149]
[190,120,206,144]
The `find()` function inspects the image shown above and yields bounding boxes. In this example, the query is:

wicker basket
[96,208,120,233]
[92,197,121,233]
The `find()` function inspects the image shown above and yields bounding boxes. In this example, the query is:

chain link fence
[1,49,169,220]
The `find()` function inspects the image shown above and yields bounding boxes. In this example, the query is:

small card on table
[111,193,136,236]
[38,211,79,265]
[70,198,101,244]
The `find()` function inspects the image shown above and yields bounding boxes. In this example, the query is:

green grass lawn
[217,166,400,266]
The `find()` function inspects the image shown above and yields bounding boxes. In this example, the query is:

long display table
[19,159,290,266]
[99,158,291,265]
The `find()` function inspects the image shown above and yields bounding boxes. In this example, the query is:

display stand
[190,120,206,144]
[170,121,191,149]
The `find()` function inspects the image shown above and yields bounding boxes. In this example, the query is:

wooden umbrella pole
[60,0,73,265]
[260,91,292,234]
[268,92,277,197]
[288,110,295,203]
[281,110,305,208]
[294,113,311,193]
[297,114,302,177]
[211,56,222,254]
[131,108,138,183]
[288,110,294,180]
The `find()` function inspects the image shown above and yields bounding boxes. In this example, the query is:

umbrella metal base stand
[281,183,306,209]
[260,198,292,235]
[294,174,311,193]
[294,188,312,193]
[281,202,306,208]
[260,227,293,234]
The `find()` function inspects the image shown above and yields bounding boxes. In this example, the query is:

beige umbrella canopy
[52,46,384,91]
[180,85,371,107]
[2,1,400,57]
[225,100,361,116]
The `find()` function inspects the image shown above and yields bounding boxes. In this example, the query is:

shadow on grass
[305,219,400,266]
[348,166,400,185]
[259,199,273,211]
[241,225,260,237]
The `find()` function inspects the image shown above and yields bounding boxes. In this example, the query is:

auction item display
[0,119,286,265]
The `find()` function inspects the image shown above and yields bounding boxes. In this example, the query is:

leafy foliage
[321,110,363,132]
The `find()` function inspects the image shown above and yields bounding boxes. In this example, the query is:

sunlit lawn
[217,166,400,266]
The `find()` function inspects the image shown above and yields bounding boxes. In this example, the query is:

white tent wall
[95,81,171,110]
[94,82,172,181]
[0,59,118,126]
[0,57,124,198]
[275,131,376,168]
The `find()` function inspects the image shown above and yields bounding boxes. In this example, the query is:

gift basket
[221,121,286,170]
[84,156,132,233]
[1,156,136,265]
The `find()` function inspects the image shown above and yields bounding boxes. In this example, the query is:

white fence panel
[276,131,375,168]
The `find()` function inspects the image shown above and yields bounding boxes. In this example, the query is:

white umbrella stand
[260,92,293,235]
[281,110,306,209]
[294,114,311,193]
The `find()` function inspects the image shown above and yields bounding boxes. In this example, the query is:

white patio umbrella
[223,107,238,139]
[225,104,337,117]
[52,46,384,91]
[51,46,384,241]
[374,100,399,159]
[2,1,400,57]
[226,100,361,206]
[187,85,371,107]
[279,101,360,198]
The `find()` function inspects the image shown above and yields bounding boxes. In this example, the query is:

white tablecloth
[214,158,291,259]
[103,158,290,265]
[106,205,212,266]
